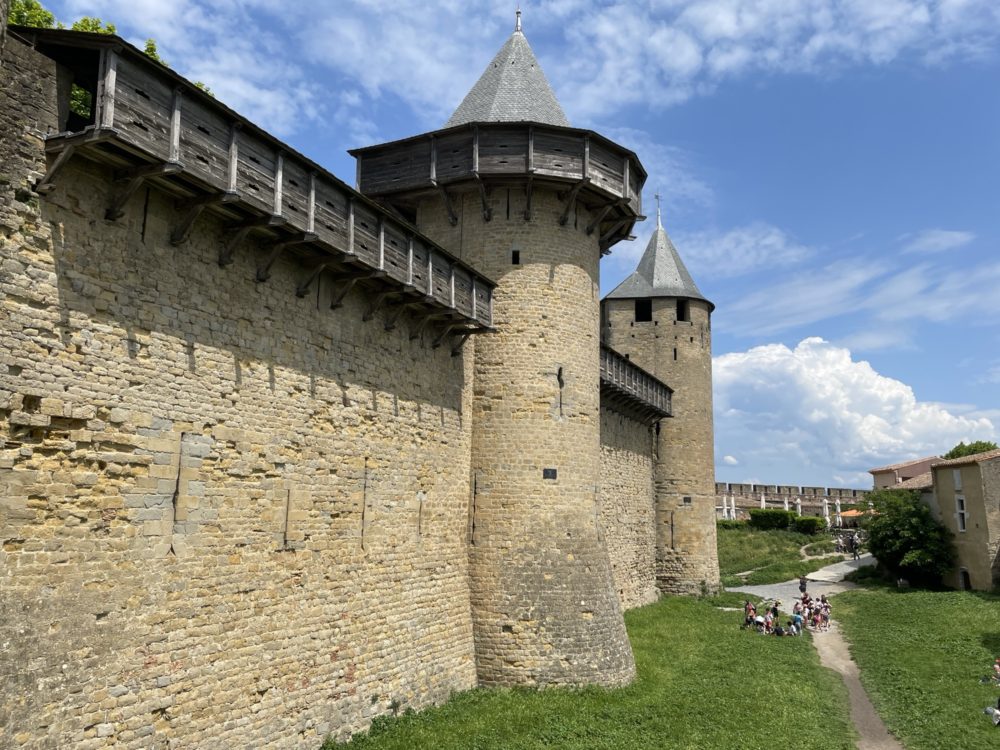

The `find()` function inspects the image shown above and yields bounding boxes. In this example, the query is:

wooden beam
[431,180,458,226]
[169,87,183,163]
[306,173,316,233]
[472,172,492,222]
[432,323,457,349]
[523,173,533,221]
[295,262,328,298]
[450,333,471,357]
[329,270,385,309]
[583,135,590,181]
[585,198,626,236]
[170,191,237,245]
[218,214,286,267]
[105,161,182,221]
[409,311,445,341]
[599,218,630,250]
[383,299,424,331]
[273,151,284,217]
[557,177,590,226]
[362,289,396,322]
[256,232,318,282]
[97,48,118,130]
[449,264,456,308]
[35,143,76,195]
[227,124,241,194]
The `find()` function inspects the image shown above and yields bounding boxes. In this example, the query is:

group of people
[741,592,832,636]
[834,532,863,560]
[983,658,1000,727]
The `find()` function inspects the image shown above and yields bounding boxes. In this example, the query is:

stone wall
[417,186,635,687]
[600,407,657,610]
[0,38,477,749]
[603,296,720,594]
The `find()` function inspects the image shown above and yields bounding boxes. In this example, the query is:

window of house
[634,299,652,322]
[956,495,967,532]
[677,299,690,322]
[952,468,962,491]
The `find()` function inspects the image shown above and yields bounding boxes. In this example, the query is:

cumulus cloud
[722,454,740,465]
[714,337,996,485]
[899,228,976,254]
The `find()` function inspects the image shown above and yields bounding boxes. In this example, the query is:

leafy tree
[8,0,56,28]
[70,16,116,34]
[942,440,998,460]
[862,488,955,586]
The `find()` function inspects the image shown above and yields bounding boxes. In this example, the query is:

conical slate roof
[446,13,570,128]
[605,208,713,309]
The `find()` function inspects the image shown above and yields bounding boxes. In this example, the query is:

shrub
[716,519,746,530]
[748,508,795,530]
[791,516,826,536]
[863,489,956,586]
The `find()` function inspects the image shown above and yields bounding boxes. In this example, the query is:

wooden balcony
[599,345,672,424]
[16,26,495,343]
[350,123,646,254]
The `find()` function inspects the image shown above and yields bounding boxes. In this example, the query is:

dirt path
[729,555,905,749]
[812,623,905,750]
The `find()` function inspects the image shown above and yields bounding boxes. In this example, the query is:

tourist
[798,574,808,595]
[849,533,861,560]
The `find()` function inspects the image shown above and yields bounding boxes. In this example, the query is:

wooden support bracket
[558,177,590,226]
[450,332,472,357]
[171,191,238,245]
[218,214,286,267]
[431,180,458,226]
[523,173,534,221]
[256,232,318,282]
[472,172,492,222]
[432,323,457,349]
[329,270,384,309]
[106,161,182,221]
[362,289,396,322]
[295,262,328,297]
[409,311,444,341]
[383,299,425,331]
[585,198,626,236]
[35,144,77,195]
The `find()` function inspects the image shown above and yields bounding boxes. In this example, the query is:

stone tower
[351,12,645,686]
[601,202,720,594]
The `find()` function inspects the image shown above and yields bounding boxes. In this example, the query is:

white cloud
[714,337,996,485]
[899,228,976,254]
[722,454,739,465]
[674,222,812,278]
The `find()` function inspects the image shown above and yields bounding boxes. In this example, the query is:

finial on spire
[654,192,662,228]
[515,6,522,32]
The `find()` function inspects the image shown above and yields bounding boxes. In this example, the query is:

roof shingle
[446,23,569,128]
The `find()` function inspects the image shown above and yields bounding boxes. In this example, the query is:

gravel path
[728,554,905,750]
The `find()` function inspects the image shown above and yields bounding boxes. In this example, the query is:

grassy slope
[717,526,845,586]
[834,586,1000,750]
[328,596,854,749]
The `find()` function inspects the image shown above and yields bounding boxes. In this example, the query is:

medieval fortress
[1,14,719,747]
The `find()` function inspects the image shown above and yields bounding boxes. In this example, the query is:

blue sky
[47,0,1000,487]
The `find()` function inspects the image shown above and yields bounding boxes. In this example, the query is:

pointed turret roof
[605,202,713,309]
[446,11,570,128]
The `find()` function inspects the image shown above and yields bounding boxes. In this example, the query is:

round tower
[601,200,720,594]
[351,13,645,686]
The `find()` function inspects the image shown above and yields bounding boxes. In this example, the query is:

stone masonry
[417,187,635,686]
[1,38,477,748]
[1,18,722,746]
[604,297,720,594]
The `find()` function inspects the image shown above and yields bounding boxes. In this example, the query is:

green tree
[942,440,998,460]
[8,0,56,28]
[863,488,955,586]
[70,17,116,34]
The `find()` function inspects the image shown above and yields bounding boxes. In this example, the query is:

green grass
[717,526,845,586]
[803,539,838,556]
[834,585,1000,750]
[324,596,855,749]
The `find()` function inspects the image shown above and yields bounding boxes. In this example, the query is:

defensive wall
[0,26,687,747]
[716,482,869,522]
